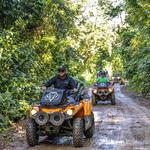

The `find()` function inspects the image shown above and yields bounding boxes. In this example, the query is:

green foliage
[0,0,77,131]
[0,92,30,132]
[111,53,124,74]
[1,0,149,132]
[111,0,150,96]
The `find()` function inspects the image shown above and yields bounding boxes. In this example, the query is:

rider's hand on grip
[41,86,47,92]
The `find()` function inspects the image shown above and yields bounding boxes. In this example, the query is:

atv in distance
[92,82,116,105]
[111,73,125,85]
[26,83,95,147]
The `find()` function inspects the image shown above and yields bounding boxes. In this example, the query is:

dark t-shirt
[44,75,77,90]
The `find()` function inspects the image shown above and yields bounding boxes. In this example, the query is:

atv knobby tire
[111,93,116,105]
[84,112,95,138]
[26,118,39,146]
[73,118,84,147]
[92,93,96,106]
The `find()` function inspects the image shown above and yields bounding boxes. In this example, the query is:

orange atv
[92,82,116,105]
[26,83,95,147]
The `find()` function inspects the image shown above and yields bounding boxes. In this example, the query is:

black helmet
[58,64,67,72]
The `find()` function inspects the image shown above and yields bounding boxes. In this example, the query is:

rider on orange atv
[26,65,95,147]
[42,64,78,103]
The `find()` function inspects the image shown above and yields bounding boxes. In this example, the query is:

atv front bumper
[32,111,72,126]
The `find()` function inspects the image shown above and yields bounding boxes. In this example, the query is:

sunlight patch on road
[98,139,124,145]
[93,111,102,123]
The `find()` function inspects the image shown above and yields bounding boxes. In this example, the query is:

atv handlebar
[42,87,77,95]
[93,82,114,87]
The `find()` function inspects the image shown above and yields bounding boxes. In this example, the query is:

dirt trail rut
[2,85,150,150]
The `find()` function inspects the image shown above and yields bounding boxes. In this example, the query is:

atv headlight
[93,89,97,94]
[31,109,37,115]
[67,109,74,116]
[108,88,113,92]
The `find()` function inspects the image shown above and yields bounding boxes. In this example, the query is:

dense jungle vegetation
[0,0,149,131]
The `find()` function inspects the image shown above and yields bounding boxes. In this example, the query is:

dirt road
[2,85,150,150]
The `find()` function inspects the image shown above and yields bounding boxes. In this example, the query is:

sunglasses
[59,70,65,73]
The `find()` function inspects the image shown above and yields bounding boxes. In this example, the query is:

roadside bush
[0,92,30,132]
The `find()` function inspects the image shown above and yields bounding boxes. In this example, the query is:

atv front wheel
[92,93,96,106]
[84,112,95,138]
[111,93,116,105]
[73,118,84,147]
[26,118,39,146]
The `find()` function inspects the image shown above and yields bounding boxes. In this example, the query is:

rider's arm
[69,77,77,90]
[44,76,56,88]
